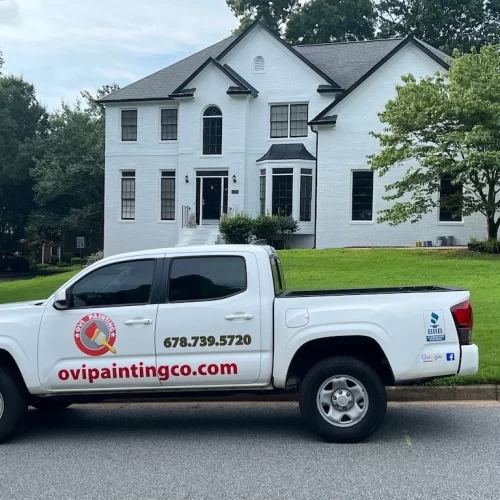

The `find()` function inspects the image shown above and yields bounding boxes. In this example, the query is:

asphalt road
[0,401,499,500]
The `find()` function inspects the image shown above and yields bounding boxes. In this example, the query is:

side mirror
[53,288,70,310]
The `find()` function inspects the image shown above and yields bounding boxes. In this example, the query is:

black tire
[299,355,387,443]
[0,367,28,444]
[31,400,72,412]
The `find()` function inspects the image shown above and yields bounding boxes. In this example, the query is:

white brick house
[98,21,485,256]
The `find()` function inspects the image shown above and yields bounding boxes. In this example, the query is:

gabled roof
[309,37,451,124]
[98,21,451,107]
[257,143,316,162]
[98,36,237,103]
[171,57,259,98]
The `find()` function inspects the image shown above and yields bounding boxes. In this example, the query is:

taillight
[451,300,473,345]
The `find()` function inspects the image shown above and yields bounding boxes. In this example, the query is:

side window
[169,256,247,302]
[71,260,157,308]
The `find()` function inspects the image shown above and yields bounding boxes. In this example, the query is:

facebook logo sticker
[446,353,455,361]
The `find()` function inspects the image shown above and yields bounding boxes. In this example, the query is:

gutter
[311,125,319,249]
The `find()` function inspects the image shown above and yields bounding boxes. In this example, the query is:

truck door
[154,252,263,387]
[38,256,165,390]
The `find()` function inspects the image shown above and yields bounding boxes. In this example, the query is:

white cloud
[0,0,238,109]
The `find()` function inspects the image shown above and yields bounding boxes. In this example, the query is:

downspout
[311,125,319,249]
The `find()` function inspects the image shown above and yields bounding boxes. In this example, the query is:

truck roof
[104,244,276,262]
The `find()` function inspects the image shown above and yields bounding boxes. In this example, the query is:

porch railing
[181,205,191,228]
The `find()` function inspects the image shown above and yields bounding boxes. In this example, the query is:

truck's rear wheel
[0,367,27,443]
[299,356,387,443]
[31,400,72,412]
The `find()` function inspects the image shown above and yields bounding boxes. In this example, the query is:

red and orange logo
[74,313,117,356]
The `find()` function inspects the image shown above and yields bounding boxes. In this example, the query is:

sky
[0,0,239,109]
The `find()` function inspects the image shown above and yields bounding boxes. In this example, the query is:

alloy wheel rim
[0,392,4,420]
[317,375,369,427]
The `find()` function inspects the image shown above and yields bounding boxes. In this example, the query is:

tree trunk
[486,214,499,240]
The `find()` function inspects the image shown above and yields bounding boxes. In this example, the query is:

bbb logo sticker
[424,310,446,342]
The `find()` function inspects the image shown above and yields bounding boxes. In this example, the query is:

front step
[175,227,221,247]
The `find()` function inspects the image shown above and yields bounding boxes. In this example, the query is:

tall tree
[375,0,500,54]
[0,48,4,72]
[227,0,300,35]
[28,84,119,246]
[286,0,375,45]
[0,75,48,258]
[368,46,500,240]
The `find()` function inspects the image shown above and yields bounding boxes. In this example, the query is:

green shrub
[219,212,254,244]
[70,257,82,265]
[50,255,59,266]
[38,263,50,269]
[56,262,70,268]
[277,215,300,249]
[85,250,104,266]
[253,214,279,244]
[62,252,74,263]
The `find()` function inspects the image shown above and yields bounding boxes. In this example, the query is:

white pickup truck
[0,244,478,443]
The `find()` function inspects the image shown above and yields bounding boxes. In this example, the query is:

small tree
[368,45,500,240]
[253,213,279,244]
[219,212,254,244]
[276,215,299,249]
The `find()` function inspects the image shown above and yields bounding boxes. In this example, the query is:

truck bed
[281,285,466,298]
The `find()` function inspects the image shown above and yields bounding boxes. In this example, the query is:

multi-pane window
[439,175,463,222]
[121,110,137,141]
[161,171,176,221]
[352,171,374,221]
[290,104,308,137]
[272,168,293,216]
[270,105,289,138]
[260,169,266,215]
[203,106,222,155]
[161,109,178,141]
[300,168,313,222]
[270,104,308,138]
[121,171,136,220]
[169,256,247,302]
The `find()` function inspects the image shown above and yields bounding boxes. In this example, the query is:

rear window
[271,256,285,295]
[169,256,247,302]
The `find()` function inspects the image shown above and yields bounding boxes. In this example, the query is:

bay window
[272,168,293,216]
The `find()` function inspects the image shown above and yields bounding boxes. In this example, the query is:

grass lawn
[0,249,497,385]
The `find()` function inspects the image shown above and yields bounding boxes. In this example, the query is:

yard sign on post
[76,237,85,268]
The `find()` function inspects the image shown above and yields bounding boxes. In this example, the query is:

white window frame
[269,103,309,140]
[350,169,375,224]
[159,170,176,223]
[159,107,179,143]
[438,175,464,225]
[258,162,315,228]
[120,108,138,143]
[120,170,136,221]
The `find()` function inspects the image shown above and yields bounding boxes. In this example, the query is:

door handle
[224,313,254,321]
[124,318,153,326]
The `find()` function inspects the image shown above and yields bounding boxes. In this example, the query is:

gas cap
[285,309,309,328]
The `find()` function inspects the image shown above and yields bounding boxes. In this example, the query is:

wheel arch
[285,336,395,390]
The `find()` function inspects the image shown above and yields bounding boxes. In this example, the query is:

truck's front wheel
[0,367,27,443]
[299,356,387,443]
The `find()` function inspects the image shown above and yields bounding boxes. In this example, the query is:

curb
[105,385,500,404]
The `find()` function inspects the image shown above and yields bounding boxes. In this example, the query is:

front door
[154,252,263,387]
[38,256,165,391]
[202,177,222,220]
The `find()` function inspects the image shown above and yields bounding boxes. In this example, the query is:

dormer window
[254,56,265,73]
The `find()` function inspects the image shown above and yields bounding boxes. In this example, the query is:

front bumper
[458,344,479,376]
